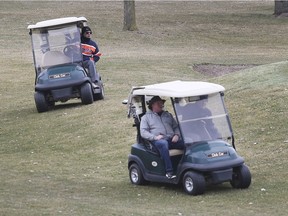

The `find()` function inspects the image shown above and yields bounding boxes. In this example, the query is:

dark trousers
[83,60,99,82]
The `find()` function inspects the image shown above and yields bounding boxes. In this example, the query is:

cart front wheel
[129,163,147,185]
[93,83,104,101]
[183,171,206,195]
[34,91,49,113]
[230,164,251,189]
[80,83,93,105]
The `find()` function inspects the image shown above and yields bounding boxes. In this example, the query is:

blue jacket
[81,37,100,62]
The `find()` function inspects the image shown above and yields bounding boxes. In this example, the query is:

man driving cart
[81,26,102,88]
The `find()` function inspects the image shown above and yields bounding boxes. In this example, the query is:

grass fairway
[1,1,288,215]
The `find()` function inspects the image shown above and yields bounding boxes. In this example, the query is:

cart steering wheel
[63,45,80,57]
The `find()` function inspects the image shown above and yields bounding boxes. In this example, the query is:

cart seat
[169,149,184,156]
[141,137,184,157]
[42,51,71,68]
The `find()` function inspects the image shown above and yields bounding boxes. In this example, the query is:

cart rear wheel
[80,83,93,104]
[183,171,206,195]
[34,91,49,113]
[129,163,147,185]
[230,164,251,189]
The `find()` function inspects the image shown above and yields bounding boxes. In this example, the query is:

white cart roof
[131,80,225,98]
[27,17,87,30]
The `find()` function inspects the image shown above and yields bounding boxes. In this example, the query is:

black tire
[129,163,147,185]
[80,83,93,105]
[34,91,49,113]
[183,171,206,195]
[47,100,55,107]
[93,83,104,101]
[230,164,251,189]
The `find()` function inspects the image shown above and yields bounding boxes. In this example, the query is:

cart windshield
[30,25,82,72]
[173,93,233,144]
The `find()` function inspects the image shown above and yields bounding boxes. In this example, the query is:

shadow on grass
[51,101,85,111]
[13,101,87,116]
[131,181,235,196]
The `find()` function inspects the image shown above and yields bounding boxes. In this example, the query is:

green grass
[1,1,288,215]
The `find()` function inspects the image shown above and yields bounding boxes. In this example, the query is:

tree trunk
[274,0,288,16]
[123,0,138,31]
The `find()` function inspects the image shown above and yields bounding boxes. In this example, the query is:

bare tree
[274,0,288,16]
[123,0,138,31]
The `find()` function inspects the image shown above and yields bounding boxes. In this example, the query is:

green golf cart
[124,80,251,195]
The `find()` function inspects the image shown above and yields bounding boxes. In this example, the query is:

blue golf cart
[28,17,104,113]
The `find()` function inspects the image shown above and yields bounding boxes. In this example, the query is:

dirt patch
[193,63,259,76]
